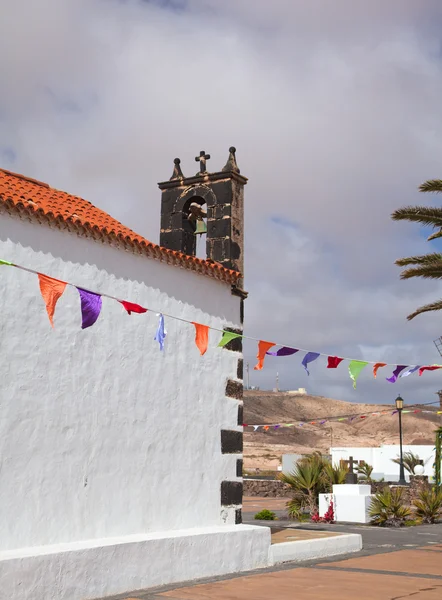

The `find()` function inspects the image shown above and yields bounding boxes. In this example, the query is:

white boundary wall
[330,445,435,481]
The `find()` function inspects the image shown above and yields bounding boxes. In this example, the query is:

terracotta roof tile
[0,168,240,284]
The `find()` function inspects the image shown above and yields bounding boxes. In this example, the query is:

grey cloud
[2,0,442,403]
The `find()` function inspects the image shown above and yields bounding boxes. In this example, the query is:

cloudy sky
[3,0,442,405]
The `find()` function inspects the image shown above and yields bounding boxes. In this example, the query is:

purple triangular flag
[386,365,407,383]
[266,346,299,357]
[301,351,320,375]
[77,288,102,329]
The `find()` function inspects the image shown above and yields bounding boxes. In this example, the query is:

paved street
[242,496,442,553]
[105,544,442,599]
[100,497,442,599]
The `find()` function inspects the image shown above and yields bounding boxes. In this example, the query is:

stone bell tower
[158,147,247,291]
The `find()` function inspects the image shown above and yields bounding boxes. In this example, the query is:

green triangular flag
[0,259,12,266]
[348,360,368,389]
[218,330,242,347]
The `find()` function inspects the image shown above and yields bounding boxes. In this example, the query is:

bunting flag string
[244,407,442,430]
[1,257,442,387]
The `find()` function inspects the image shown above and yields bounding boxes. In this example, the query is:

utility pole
[246,362,250,390]
[275,372,279,392]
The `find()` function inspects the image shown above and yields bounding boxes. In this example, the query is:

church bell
[194,219,207,235]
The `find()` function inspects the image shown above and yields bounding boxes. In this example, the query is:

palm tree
[391,451,422,475]
[356,462,374,483]
[279,453,348,519]
[392,179,442,320]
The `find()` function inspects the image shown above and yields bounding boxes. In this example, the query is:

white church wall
[331,445,436,481]
[0,211,245,553]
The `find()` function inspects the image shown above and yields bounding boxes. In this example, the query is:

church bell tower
[158,147,247,291]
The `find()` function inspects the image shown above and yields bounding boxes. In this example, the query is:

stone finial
[222,146,240,174]
[170,158,184,181]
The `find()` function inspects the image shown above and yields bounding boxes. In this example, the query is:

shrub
[254,509,277,521]
[413,487,442,524]
[369,487,411,527]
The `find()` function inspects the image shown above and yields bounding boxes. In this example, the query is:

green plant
[322,462,349,488]
[369,487,411,527]
[280,459,323,516]
[413,487,442,524]
[254,509,277,521]
[392,178,442,319]
[392,452,422,474]
[356,462,374,483]
[280,453,348,519]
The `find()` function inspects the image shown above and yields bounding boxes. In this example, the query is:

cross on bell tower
[158,147,247,291]
[195,150,211,174]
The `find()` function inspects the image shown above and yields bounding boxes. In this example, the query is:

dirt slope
[243,390,441,470]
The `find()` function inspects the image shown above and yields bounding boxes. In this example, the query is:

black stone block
[171,212,184,228]
[235,509,242,524]
[223,204,232,217]
[237,359,243,380]
[221,481,243,506]
[226,380,243,400]
[222,328,242,352]
[237,404,243,426]
[208,217,230,239]
[221,430,243,454]
[236,459,243,477]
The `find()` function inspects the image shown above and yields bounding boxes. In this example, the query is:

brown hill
[243,390,441,470]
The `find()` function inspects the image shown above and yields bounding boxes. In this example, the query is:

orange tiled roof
[0,168,240,284]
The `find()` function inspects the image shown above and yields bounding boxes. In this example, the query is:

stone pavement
[105,545,442,599]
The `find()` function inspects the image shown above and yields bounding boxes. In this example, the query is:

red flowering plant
[311,497,335,524]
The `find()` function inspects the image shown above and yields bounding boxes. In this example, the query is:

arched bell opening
[182,196,207,257]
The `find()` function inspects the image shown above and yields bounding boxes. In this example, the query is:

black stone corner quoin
[221,481,243,506]
[221,430,243,454]
[221,328,243,353]
[226,379,243,400]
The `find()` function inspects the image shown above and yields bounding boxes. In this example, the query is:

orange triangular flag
[38,273,67,327]
[192,322,209,355]
[254,340,275,370]
[373,362,387,378]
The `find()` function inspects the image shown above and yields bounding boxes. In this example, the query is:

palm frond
[406,299,442,321]
[399,264,442,281]
[419,179,442,193]
[391,206,442,228]
[428,229,442,241]
[395,253,442,267]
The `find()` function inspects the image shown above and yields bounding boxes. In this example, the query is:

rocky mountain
[243,390,441,470]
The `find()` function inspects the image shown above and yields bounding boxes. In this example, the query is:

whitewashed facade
[0,163,269,599]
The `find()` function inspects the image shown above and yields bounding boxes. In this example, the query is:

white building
[0,149,269,600]
[330,445,435,482]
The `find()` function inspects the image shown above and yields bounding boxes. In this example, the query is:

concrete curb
[269,533,362,565]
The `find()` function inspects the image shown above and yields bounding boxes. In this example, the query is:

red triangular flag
[119,300,147,315]
[192,322,209,355]
[38,274,67,327]
[327,356,344,369]
[254,340,275,370]
[419,365,442,376]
